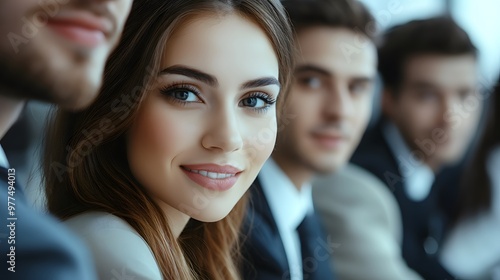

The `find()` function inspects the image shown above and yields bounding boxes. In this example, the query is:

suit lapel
[241,177,290,279]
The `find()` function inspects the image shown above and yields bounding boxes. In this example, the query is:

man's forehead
[404,54,477,75]
[403,55,477,84]
[296,27,373,49]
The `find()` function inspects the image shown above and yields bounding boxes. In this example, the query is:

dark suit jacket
[240,178,335,280]
[241,179,289,280]
[351,121,458,280]
[0,167,97,280]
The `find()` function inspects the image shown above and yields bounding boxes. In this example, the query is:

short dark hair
[378,16,478,91]
[282,0,376,41]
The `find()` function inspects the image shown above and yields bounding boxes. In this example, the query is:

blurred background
[359,0,500,84]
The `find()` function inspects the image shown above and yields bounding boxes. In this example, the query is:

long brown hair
[43,1,294,279]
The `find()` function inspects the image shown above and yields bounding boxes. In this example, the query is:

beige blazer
[313,164,422,280]
[65,211,162,280]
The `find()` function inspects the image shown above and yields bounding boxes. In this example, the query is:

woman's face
[127,13,280,222]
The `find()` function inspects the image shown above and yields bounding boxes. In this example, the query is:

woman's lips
[181,164,242,191]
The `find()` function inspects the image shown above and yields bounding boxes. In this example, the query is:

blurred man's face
[0,0,132,110]
[384,54,480,169]
[275,27,377,174]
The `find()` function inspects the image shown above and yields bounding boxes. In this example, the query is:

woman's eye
[239,93,276,112]
[160,85,202,104]
[241,97,266,108]
[172,89,199,102]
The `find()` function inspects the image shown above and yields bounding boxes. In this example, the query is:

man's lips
[311,132,347,149]
[180,164,243,191]
[46,11,113,48]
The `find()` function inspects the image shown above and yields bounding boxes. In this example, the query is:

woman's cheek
[243,112,278,168]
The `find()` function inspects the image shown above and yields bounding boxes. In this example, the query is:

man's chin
[2,37,105,110]
[56,85,100,111]
[436,152,463,166]
[306,156,345,175]
[42,71,100,111]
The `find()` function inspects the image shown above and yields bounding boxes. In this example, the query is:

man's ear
[381,88,395,119]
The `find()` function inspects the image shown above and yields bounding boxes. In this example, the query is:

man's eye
[458,90,472,100]
[350,83,368,94]
[417,90,438,101]
[298,77,322,89]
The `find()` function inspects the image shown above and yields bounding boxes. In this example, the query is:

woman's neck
[156,201,191,238]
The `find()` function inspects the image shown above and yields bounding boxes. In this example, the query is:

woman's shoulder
[65,211,136,235]
[64,211,162,279]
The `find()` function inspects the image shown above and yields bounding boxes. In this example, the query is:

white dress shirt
[383,123,435,201]
[440,146,500,279]
[259,158,314,280]
[0,144,9,168]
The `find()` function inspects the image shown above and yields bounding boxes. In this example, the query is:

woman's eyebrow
[241,77,280,90]
[159,65,218,87]
[159,65,279,89]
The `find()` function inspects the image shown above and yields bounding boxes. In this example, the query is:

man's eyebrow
[294,64,331,76]
[408,81,439,89]
[351,77,375,84]
[159,65,218,87]
[241,77,280,90]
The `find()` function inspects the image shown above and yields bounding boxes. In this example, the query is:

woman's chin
[188,207,233,223]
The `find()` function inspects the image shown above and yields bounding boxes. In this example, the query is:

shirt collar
[383,122,435,201]
[259,157,314,231]
[0,145,9,168]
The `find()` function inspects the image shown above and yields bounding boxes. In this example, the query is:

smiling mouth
[180,165,242,191]
[182,167,237,179]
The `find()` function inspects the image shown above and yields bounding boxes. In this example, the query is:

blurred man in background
[301,0,423,278]
[0,0,132,278]
[351,16,481,279]
[241,0,378,279]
